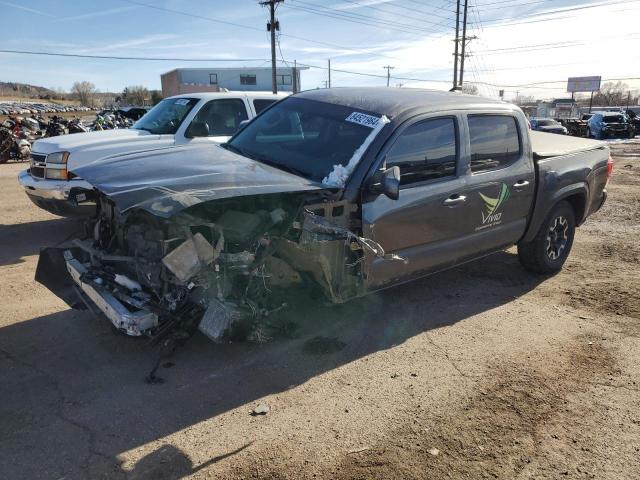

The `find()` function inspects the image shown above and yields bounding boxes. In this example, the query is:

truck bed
[530,130,605,159]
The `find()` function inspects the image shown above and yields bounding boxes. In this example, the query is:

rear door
[458,112,535,262]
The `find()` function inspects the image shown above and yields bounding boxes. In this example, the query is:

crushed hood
[71,143,326,217]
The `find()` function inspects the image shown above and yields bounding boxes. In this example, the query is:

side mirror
[368,166,400,200]
[186,121,209,138]
[238,119,250,129]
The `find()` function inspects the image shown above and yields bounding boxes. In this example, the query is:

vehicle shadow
[0,250,548,479]
[0,217,81,266]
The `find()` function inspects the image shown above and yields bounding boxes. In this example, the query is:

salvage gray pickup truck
[37,88,611,343]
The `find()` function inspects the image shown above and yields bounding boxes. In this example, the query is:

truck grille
[30,153,47,179]
[31,166,45,178]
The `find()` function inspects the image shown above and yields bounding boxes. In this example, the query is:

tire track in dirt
[228,339,619,479]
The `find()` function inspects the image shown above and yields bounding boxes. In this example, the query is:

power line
[339,0,454,24]
[285,1,447,35]
[481,0,639,25]
[0,49,268,62]
[117,0,403,62]
[3,48,638,91]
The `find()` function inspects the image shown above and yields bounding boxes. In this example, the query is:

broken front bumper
[64,251,158,336]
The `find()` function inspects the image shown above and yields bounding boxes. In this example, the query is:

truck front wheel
[518,201,576,274]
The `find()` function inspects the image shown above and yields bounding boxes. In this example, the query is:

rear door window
[468,115,521,173]
[253,99,277,114]
[190,99,249,136]
[385,117,457,186]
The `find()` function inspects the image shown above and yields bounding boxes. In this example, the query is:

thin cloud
[54,6,138,22]
[0,1,56,18]
[75,34,180,55]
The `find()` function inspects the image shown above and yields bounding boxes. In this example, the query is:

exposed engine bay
[46,190,398,343]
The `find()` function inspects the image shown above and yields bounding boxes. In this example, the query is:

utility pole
[261,0,284,94]
[384,65,394,87]
[328,59,331,88]
[459,0,469,87]
[293,59,297,93]
[453,0,460,89]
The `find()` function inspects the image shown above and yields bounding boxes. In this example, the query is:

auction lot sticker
[346,112,381,128]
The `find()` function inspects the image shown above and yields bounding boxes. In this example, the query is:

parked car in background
[530,118,567,135]
[587,111,634,139]
[625,109,639,136]
[18,91,287,216]
[36,88,611,343]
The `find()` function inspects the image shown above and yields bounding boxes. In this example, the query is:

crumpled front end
[36,189,390,343]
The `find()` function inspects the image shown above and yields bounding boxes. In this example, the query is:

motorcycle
[67,118,89,134]
[44,116,68,137]
[0,121,31,164]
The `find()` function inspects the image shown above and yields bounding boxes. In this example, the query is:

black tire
[518,201,576,274]
[586,128,591,139]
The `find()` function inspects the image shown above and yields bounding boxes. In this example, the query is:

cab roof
[294,87,508,118]
[167,91,288,101]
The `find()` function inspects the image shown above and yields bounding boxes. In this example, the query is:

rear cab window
[253,99,277,114]
[468,115,521,173]
[385,117,458,186]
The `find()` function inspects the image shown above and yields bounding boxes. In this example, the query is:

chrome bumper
[65,251,158,336]
[18,170,96,216]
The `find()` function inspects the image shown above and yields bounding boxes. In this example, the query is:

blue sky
[1,0,639,99]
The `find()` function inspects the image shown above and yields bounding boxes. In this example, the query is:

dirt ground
[1,141,638,480]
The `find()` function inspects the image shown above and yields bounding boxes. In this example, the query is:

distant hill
[0,81,60,99]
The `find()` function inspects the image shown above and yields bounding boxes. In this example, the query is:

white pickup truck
[18,91,286,216]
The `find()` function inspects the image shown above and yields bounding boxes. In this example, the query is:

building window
[209,73,218,85]
[240,75,257,85]
[276,74,292,85]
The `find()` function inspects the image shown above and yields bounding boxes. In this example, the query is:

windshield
[537,119,559,127]
[227,97,379,182]
[603,115,624,123]
[133,97,199,134]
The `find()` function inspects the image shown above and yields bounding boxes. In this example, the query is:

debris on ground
[251,404,271,416]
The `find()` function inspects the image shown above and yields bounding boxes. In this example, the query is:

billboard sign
[567,76,601,93]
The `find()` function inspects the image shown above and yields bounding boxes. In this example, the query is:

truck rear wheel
[518,201,575,274]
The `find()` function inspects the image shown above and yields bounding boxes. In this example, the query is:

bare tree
[461,83,479,95]
[121,85,149,106]
[514,94,535,106]
[71,81,96,106]
[592,81,638,107]
[150,90,163,105]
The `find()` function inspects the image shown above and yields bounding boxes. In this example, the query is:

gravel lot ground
[1,140,638,480]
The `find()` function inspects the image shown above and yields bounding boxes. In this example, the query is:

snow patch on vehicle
[322,115,390,188]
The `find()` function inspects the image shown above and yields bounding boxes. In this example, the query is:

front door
[362,114,471,289]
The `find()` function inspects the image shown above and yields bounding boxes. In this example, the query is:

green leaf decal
[479,183,510,217]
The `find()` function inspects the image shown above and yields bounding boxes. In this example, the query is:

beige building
[161,67,305,97]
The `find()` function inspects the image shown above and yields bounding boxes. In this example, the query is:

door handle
[513,180,530,189]
[443,194,467,206]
